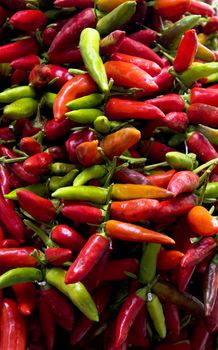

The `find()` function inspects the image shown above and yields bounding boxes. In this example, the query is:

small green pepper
[4,183,48,200]
[200,182,218,198]
[147,292,166,339]
[165,151,195,170]
[0,86,36,103]
[179,62,218,87]
[42,92,57,108]
[66,93,104,110]
[94,116,111,134]
[50,162,77,175]
[73,165,107,186]
[49,169,79,192]
[0,267,42,288]
[196,124,218,145]
[66,108,103,124]
[138,243,161,284]
[45,267,99,322]
[52,185,108,203]
[3,98,38,120]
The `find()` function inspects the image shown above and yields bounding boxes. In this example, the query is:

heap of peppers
[0,0,218,349]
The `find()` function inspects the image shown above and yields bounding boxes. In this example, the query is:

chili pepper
[15,119,40,139]
[76,140,102,167]
[203,16,218,35]
[51,224,85,251]
[0,85,35,103]
[190,319,209,350]
[100,30,126,55]
[203,257,218,316]
[41,284,75,331]
[154,0,190,19]
[0,193,24,242]
[3,98,38,120]
[9,10,48,33]
[11,55,40,71]
[10,69,28,86]
[17,189,56,223]
[29,64,73,89]
[0,163,14,208]
[0,247,38,267]
[202,182,218,198]
[48,47,82,65]
[50,162,76,175]
[2,239,20,248]
[45,267,99,321]
[111,184,173,200]
[204,291,218,332]
[179,62,218,87]
[110,198,160,222]
[66,108,103,124]
[13,282,37,316]
[190,87,218,107]
[105,220,175,244]
[52,185,108,203]
[5,183,47,200]
[152,281,204,317]
[188,0,214,17]
[146,94,185,113]
[129,28,157,46]
[19,137,42,156]
[167,171,199,196]
[188,104,218,128]
[54,0,94,7]
[45,247,72,265]
[38,296,55,350]
[23,152,52,175]
[114,168,150,185]
[49,169,79,191]
[48,8,96,56]
[157,249,184,270]
[66,93,104,110]
[196,43,216,62]
[53,74,97,122]
[181,237,216,268]
[0,127,15,141]
[44,118,74,141]
[176,264,195,292]
[165,151,195,170]
[139,243,161,284]
[0,38,38,63]
[0,267,42,288]
[154,66,174,93]
[96,1,136,37]
[48,146,67,162]
[105,98,165,121]
[66,128,96,163]
[164,112,188,133]
[173,29,198,73]
[42,18,69,46]
[119,37,164,67]
[102,259,138,281]
[0,299,26,350]
[73,165,107,186]
[162,302,180,336]
[147,292,166,339]
[140,141,175,162]
[93,115,110,134]
[115,286,147,347]
[65,233,110,284]
[147,169,176,188]
[62,201,104,225]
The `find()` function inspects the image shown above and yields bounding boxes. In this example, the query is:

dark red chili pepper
[54,0,94,8]
[203,16,218,35]
[44,118,74,141]
[0,247,38,267]
[100,30,126,56]
[0,299,26,350]
[65,233,110,284]
[10,69,28,86]
[0,226,4,247]
[0,127,15,141]
[153,66,174,93]
[61,201,103,225]
[129,29,157,46]
[23,152,53,175]
[65,128,96,163]
[127,306,148,343]
[119,37,164,67]
[9,173,27,189]
[190,319,210,350]
[40,285,75,331]
[12,282,37,316]
[2,239,19,248]
[204,291,218,332]
[70,284,112,345]
[102,259,138,281]
[196,251,213,274]
[146,94,185,113]
[188,103,218,128]
[110,52,161,77]
[162,302,180,336]
[51,224,85,252]
[188,0,215,16]
[173,29,198,73]
[11,55,40,71]
[9,10,48,33]
[177,265,196,292]
[147,169,176,188]
[140,140,175,162]
[181,238,217,268]
[203,259,218,316]
[47,146,67,162]
[187,131,218,174]
[167,171,199,196]
[15,119,40,139]
[0,6,9,26]
[16,190,56,223]
[19,137,42,156]
[0,164,14,209]
[45,247,72,265]
[42,19,68,47]
[0,38,38,63]
[29,64,73,89]
[104,319,127,350]
[38,296,55,350]
[114,168,150,185]
[48,47,82,65]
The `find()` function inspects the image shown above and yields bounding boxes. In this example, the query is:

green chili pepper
[0,86,36,103]
[168,133,186,147]
[3,98,38,120]
[73,165,107,187]
[160,15,201,49]
[50,162,77,175]
[178,62,218,87]
[52,185,108,203]
[4,183,48,200]
[138,243,161,285]
[66,93,104,110]
[165,151,195,170]
[198,182,218,198]
[79,28,109,94]
[94,116,111,134]
[196,124,218,146]
[42,92,57,108]
[204,72,218,84]
[66,108,103,124]
[49,169,79,192]
[45,267,99,322]
[96,1,136,37]
[146,292,166,339]
[0,267,42,288]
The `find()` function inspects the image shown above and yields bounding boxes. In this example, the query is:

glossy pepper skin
[187,103,218,128]
[187,206,218,236]
[9,10,48,33]
[173,29,198,72]
[23,152,53,175]
[0,38,38,63]
[51,224,85,251]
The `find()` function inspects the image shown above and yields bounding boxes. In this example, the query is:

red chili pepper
[196,251,213,274]
[203,16,218,35]
[0,163,14,209]
[104,319,127,350]
[203,259,218,316]
[147,169,176,188]
[154,0,191,19]
[127,306,148,343]
[9,10,48,33]
[188,205,218,236]
[29,64,73,89]
[38,296,55,350]
[153,66,174,93]
[45,247,72,265]
[157,248,184,270]
[65,233,110,284]
[54,74,96,122]
[76,140,102,167]
[190,87,218,107]
[119,37,164,67]
[176,265,196,292]
[48,146,67,162]
[9,173,27,189]
[110,198,160,222]
[23,152,53,175]
[2,239,19,248]
[0,299,26,350]
[48,47,82,65]
[173,29,198,72]
[0,127,15,141]
[13,282,37,316]
[188,103,218,127]
[129,29,157,46]
[0,247,38,267]
[48,8,96,56]
[164,112,188,132]
[41,18,69,46]
[51,224,85,251]
[114,168,150,185]
[102,259,138,281]
[44,118,74,141]
[0,38,38,63]
[205,291,218,332]
[167,171,199,196]
[187,131,218,174]
[11,54,40,71]
[19,137,42,156]
[162,302,180,336]
[190,319,210,350]
[0,226,4,247]
[188,0,215,16]
[146,94,185,113]
[65,128,96,163]
[17,190,56,223]
[100,30,126,56]
[61,201,103,225]
[15,119,40,139]
[181,238,216,268]
[40,285,75,331]
[10,69,28,86]
[54,0,94,7]
[105,98,165,121]
[70,284,112,345]
[110,52,161,77]
[140,140,175,162]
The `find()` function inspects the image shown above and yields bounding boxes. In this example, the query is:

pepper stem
[194,158,218,174]
[24,219,58,248]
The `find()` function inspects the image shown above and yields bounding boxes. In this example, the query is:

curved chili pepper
[38,296,55,350]
[53,74,97,122]
[187,206,218,236]
[16,189,56,223]
[100,30,126,56]
[0,85,35,103]
[74,166,106,187]
[176,265,195,292]
[147,292,166,339]
[203,258,218,316]
[188,0,214,17]
[0,38,38,63]
[13,282,37,316]
[114,168,150,185]
[49,169,79,192]
[181,238,217,268]
[9,10,48,33]
[173,29,198,73]
[3,97,38,120]
[40,285,75,331]
[65,233,110,284]
[102,259,138,281]
[51,224,85,251]
[45,247,72,265]
[111,184,173,200]
[167,171,199,196]
[157,249,184,270]
[187,103,218,127]
[0,299,26,350]
[5,183,48,201]
[129,28,157,46]
[155,0,190,19]
[0,267,42,288]
[23,152,52,175]
[105,220,175,244]
[179,62,218,87]
[0,164,14,208]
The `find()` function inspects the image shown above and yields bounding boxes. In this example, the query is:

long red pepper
[147,169,176,188]
[180,238,217,268]
[45,247,72,265]
[102,259,139,281]
[187,103,218,127]
[140,140,175,162]
[100,30,126,55]
[38,296,55,350]
[190,319,210,350]
[114,168,150,185]
[162,302,180,336]
[0,164,14,208]
[61,202,103,224]
[11,55,40,71]
[9,10,48,33]
[51,224,85,251]
[0,38,38,63]
[129,28,157,46]
[173,29,198,73]
[188,0,215,16]
[146,94,185,113]
[23,152,53,175]
[203,259,218,316]
[13,282,37,316]
[0,247,39,267]
[167,171,199,196]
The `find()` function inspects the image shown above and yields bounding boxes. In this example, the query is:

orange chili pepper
[187,205,218,236]
[157,248,184,270]
[147,169,176,188]
[111,184,173,200]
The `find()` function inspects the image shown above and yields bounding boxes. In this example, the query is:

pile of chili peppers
[0,0,218,349]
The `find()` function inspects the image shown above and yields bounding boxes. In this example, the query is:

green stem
[143,161,168,172]
[0,156,27,163]
[194,158,218,174]
[24,219,58,248]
